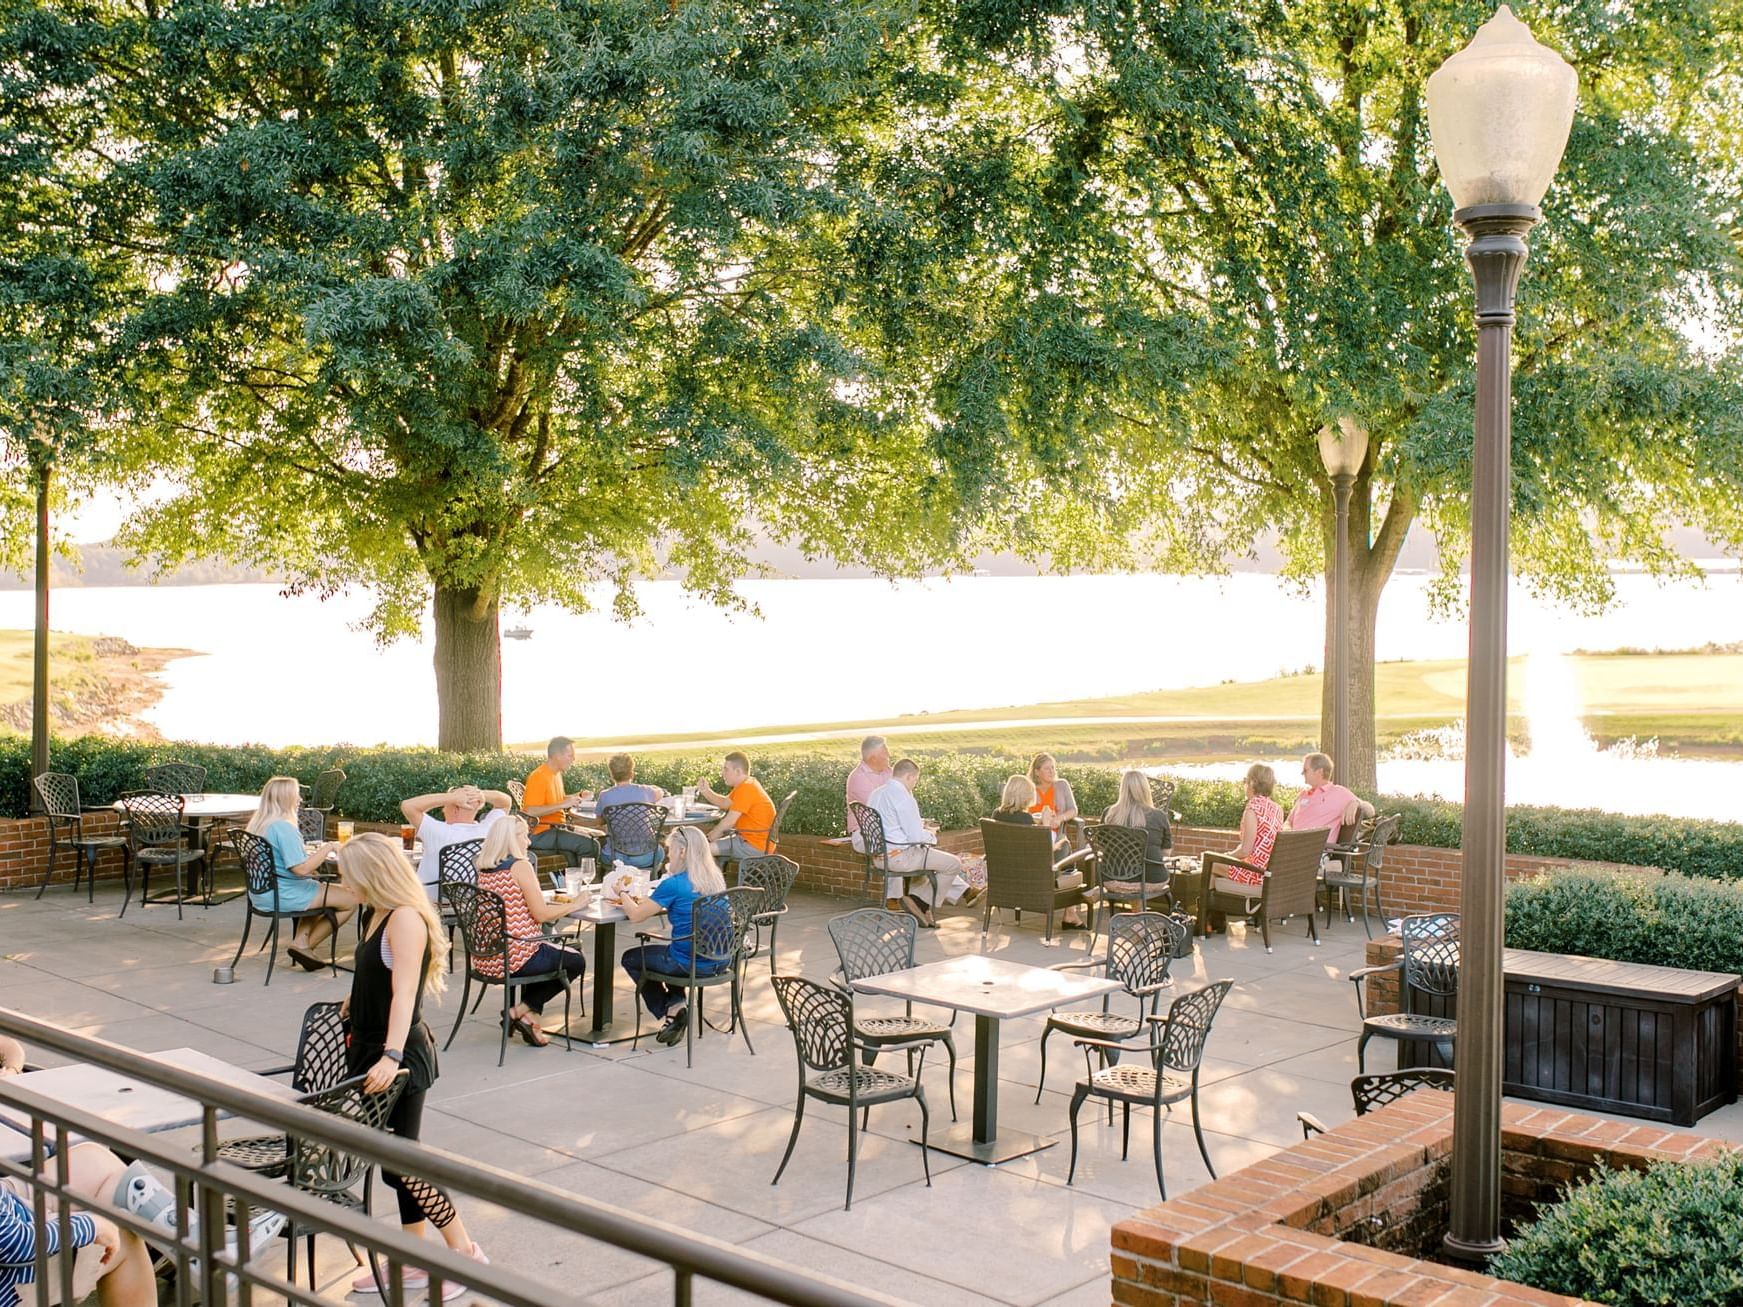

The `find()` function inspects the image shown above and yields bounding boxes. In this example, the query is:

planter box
[1110,1092,1732,1307]
[1368,937,1740,1127]
[1503,948,1738,1127]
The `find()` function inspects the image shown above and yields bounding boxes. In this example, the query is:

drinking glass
[336,820,355,845]
[400,824,415,850]
[682,786,699,806]
[563,870,582,898]
[579,857,597,885]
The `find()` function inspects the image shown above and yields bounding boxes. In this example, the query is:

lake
[3,569,1741,816]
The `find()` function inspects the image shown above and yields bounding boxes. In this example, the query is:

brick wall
[1111,1091,1731,1306]
[778,828,986,900]
[0,812,134,894]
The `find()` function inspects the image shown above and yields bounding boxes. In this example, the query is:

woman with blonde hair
[245,775,360,971]
[337,835,487,1296]
[989,772,1086,927]
[619,826,728,1047]
[472,816,587,1048]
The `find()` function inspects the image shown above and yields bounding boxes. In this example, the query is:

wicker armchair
[1197,827,1326,951]
[978,818,1095,943]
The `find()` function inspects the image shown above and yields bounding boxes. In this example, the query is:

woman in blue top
[619,827,728,1047]
[245,776,363,971]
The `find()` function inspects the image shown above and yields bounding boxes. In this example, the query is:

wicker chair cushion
[1363,1013,1458,1039]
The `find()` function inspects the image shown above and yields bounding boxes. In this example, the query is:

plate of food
[603,867,650,904]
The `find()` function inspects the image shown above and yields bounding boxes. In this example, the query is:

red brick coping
[1110,1092,1729,1307]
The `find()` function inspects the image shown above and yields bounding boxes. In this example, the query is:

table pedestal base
[918,1124,1057,1166]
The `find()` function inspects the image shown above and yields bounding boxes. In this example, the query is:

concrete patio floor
[4,882,1740,1307]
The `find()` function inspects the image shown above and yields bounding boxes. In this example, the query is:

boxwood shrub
[1505,870,1743,975]
[2,735,1740,882]
[1490,1151,1743,1306]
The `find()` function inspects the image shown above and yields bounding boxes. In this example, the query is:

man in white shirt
[401,784,514,901]
[868,759,968,927]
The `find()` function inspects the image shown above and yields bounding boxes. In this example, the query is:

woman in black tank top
[338,834,488,1296]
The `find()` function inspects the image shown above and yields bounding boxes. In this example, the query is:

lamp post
[1426,5,1576,1263]
[1317,418,1368,773]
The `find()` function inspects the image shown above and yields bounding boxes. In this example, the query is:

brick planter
[1111,1091,1730,1306]
[777,829,986,900]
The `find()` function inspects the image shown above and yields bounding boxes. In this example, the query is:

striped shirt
[1,1185,97,1306]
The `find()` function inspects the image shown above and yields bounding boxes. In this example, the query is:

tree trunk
[433,584,502,752]
[1319,445,1417,799]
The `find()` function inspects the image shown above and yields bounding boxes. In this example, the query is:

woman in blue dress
[245,776,363,971]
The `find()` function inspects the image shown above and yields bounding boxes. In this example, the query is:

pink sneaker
[352,1245,487,1300]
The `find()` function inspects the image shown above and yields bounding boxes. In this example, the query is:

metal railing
[0,1008,908,1307]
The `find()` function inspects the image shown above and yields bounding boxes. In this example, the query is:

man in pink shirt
[845,735,892,844]
[1287,753,1374,845]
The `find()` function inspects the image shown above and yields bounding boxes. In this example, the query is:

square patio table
[0,1047,301,1162]
[852,954,1120,1164]
[540,891,664,1045]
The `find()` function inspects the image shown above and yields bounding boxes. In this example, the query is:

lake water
[3,569,1741,817]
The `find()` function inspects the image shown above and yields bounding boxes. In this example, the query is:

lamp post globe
[1426,4,1576,1266]
[1317,418,1368,773]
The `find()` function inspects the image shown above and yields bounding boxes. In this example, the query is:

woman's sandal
[511,1014,551,1047]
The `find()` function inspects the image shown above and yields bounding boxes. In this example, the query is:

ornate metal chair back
[121,791,187,849]
[288,1002,351,1095]
[692,887,763,967]
[1108,911,1185,993]
[443,882,508,963]
[768,790,799,849]
[437,838,484,889]
[828,907,917,983]
[288,1073,406,1203]
[739,854,798,916]
[601,802,667,861]
[772,975,853,1074]
[1352,1067,1455,1116]
[33,772,81,820]
[143,762,207,795]
[1401,913,1461,998]
[506,779,526,811]
[308,768,346,812]
[231,829,279,900]
[1086,823,1150,882]
[1158,979,1233,1075]
[849,803,888,861]
[1362,814,1403,874]
[297,808,327,843]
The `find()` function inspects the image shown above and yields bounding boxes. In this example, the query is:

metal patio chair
[770,974,931,1211]
[230,828,338,984]
[599,801,667,871]
[1037,911,1187,1104]
[1084,822,1172,945]
[305,768,346,814]
[1065,978,1233,1200]
[297,807,328,844]
[738,853,800,977]
[849,801,938,911]
[1321,813,1402,939]
[1298,1068,1456,1138]
[441,882,576,1066]
[121,791,206,919]
[219,1002,350,1176]
[1349,912,1460,1072]
[630,886,762,1067]
[767,789,798,854]
[33,772,131,907]
[143,761,208,795]
[436,837,485,971]
[827,907,957,1121]
[283,1070,408,1292]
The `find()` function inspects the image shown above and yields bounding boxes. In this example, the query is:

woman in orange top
[1024,755,1087,929]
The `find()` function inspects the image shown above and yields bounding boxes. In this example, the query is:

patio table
[564,801,722,829]
[852,954,1120,1164]
[0,1047,301,1162]
[541,891,664,1045]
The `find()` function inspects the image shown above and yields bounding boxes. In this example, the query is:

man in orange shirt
[522,737,601,862]
[697,751,776,863]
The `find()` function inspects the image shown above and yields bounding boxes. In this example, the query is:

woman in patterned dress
[1199,764,1284,932]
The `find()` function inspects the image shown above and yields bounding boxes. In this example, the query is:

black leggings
[382,1085,457,1229]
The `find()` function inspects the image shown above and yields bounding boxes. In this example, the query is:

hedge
[1505,870,1743,975]
[1489,1151,1743,1306]
[3,736,1741,881]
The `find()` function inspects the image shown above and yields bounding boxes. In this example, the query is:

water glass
[336,820,355,845]
[682,786,699,806]
[579,857,596,885]
[563,870,582,898]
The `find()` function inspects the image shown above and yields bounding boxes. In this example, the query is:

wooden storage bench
[1501,947,1738,1126]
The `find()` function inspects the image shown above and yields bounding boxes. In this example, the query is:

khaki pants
[883,846,967,906]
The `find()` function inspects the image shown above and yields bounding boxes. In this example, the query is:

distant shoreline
[0,632,193,740]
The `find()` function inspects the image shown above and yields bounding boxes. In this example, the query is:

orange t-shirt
[728,779,777,852]
[522,763,566,835]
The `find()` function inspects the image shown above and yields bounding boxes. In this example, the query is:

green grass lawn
[0,630,110,704]
[563,652,1743,763]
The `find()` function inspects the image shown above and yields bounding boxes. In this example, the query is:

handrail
[0,1007,909,1307]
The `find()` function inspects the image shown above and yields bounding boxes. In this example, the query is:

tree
[969,0,1743,791]
[5,0,1130,749]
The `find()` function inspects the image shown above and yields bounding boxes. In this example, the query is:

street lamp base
[1440,1231,1506,1267]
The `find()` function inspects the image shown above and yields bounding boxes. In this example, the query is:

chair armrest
[635,931,677,945]
[1348,961,1401,1019]
[1052,846,1095,873]
[256,1063,296,1079]
[1297,1111,1327,1139]
[1129,980,1173,998]
[1049,960,1107,974]
[1071,1033,1158,1055]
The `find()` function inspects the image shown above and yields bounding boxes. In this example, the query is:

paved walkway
[2,884,1738,1306]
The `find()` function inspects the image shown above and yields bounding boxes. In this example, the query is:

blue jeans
[621,945,726,1020]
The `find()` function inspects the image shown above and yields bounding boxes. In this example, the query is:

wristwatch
[382,1048,404,1064]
